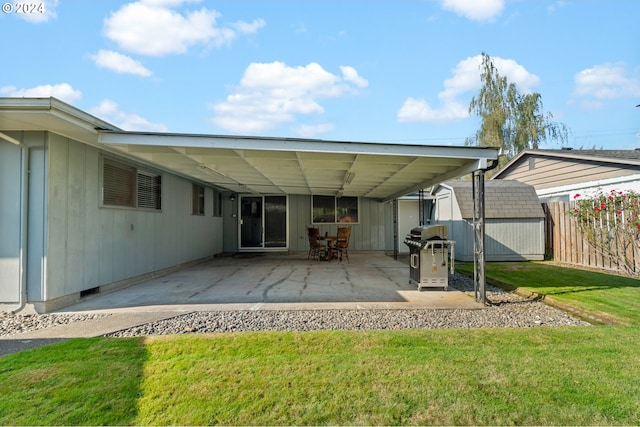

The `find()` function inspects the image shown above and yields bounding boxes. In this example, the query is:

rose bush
[570,189,640,276]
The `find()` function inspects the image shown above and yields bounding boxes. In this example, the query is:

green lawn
[457,261,640,326]
[1,327,639,426]
[1,262,639,426]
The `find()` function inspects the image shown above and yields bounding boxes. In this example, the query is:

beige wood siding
[498,155,640,190]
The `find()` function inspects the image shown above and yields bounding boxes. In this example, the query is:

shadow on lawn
[0,337,148,426]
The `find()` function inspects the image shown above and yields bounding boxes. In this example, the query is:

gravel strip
[0,312,109,337]
[106,274,591,337]
[0,274,590,338]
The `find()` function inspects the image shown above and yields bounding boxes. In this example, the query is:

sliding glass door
[239,195,288,250]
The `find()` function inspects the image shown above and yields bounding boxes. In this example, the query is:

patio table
[320,236,347,261]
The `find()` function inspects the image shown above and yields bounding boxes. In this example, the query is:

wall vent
[80,287,100,298]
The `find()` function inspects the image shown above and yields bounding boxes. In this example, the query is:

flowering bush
[569,189,640,276]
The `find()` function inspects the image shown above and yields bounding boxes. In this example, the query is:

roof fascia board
[98,131,499,161]
[491,150,530,178]
[383,158,487,202]
[537,150,640,165]
[0,97,121,133]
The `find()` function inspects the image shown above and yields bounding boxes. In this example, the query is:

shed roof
[435,180,544,219]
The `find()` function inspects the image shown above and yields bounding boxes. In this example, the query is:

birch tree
[466,53,569,161]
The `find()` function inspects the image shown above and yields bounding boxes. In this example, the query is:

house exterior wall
[0,140,22,303]
[218,194,389,254]
[288,195,387,252]
[497,155,640,192]
[26,133,224,312]
[0,132,48,310]
[396,199,419,253]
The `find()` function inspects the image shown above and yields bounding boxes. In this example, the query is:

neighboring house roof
[433,179,545,219]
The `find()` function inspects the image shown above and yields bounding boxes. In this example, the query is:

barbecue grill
[403,225,455,290]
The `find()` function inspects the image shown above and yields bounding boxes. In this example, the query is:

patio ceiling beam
[382,158,489,203]
[234,149,287,194]
[364,156,423,198]
[168,146,258,193]
[295,152,313,195]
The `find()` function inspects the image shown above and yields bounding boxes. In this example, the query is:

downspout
[0,132,29,313]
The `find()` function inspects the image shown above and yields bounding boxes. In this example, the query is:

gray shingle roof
[444,180,544,219]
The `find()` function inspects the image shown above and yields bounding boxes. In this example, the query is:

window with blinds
[137,172,162,209]
[102,158,162,210]
[192,184,205,215]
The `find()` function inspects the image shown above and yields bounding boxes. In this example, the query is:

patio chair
[334,227,351,263]
[307,227,326,261]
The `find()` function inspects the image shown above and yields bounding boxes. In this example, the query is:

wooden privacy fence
[543,201,636,273]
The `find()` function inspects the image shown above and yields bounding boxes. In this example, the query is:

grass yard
[1,261,639,425]
[457,261,640,326]
[1,327,639,426]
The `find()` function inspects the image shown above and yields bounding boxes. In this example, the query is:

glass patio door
[239,195,288,250]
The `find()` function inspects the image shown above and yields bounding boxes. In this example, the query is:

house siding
[288,195,387,252]
[498,155,640,191]
[41,133,223,310]
[0,140,22,303]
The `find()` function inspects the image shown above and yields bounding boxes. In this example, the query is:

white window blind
[103,158,162,210]
[103,159,135,207]
[137,172,162,209]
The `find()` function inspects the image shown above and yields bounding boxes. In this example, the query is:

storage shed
[431,180,545,261]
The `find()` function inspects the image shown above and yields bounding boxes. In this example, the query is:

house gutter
[0,132,29,313]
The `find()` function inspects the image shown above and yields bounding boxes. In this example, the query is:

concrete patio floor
[57,252,482,314]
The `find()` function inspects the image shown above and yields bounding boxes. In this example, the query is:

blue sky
[1,0,639,149]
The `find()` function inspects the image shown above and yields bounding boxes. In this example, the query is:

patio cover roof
[1,98,500,201]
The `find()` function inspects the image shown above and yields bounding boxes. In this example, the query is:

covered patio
[57,252,480,314]
[1,98,499,312]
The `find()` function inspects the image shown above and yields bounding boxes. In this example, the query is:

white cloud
[0,83,82,103]
[210,62,367,135]
[90,50,152,77]
[13,0,59,23]
[340,66,369,88]
[440,0,505,21]
[102,0,264,56]
[397,54,540,123]
[573,62,640,109]
[90,100,168,132]
[397,97,469,123]
[229,18,266,34]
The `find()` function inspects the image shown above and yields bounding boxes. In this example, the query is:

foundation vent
[80,287,100,298]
